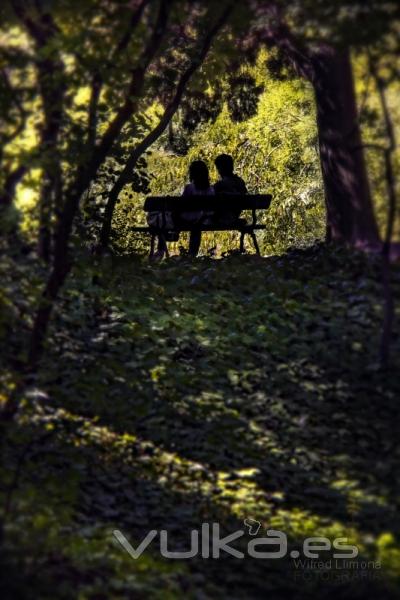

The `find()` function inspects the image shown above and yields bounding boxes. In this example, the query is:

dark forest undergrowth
[1,244,400,599]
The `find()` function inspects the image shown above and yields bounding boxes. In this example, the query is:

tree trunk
[0,165,27,207]
[368,53,397,366]
[310,46,380,246]
[9,1,65,261]
[28,0,171,365]
[267,21,380,247]
[36,55,65,262]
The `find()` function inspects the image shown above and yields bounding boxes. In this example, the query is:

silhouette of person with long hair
[152,159,214,259]
[183,160,215,197]
[181,160,214,255]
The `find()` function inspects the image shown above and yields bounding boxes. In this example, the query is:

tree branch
[0,68,28,147]
[86,0,150,148]
[85,0,171,175]
[111,0,150,61]
[98,2,234,249]
[0,165,27,207]
[28,0,173,365]
[368,50,397,367]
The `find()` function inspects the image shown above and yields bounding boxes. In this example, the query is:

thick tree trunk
[267,21,380,247]
[310,46,380,246]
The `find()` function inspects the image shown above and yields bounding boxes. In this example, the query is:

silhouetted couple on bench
[149,154,247,259]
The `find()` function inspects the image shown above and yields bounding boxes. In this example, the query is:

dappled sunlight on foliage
[1,245,399,598]
[112,50,326,256]
[1,1,399,597]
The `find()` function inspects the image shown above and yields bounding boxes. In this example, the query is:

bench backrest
[144,194,272,213]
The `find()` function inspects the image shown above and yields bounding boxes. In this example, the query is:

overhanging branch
[99,2,234,248]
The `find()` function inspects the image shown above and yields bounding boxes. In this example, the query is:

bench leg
[239,231,245,253]
[159,233,170,258]
[150,233,169,260]
[149,234,156,258]
[189,230,201,257]
[250,231,260,255]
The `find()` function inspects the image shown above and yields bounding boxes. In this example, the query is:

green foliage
[80,117,153,247]
[2,1,398,254]
[1,244,400,598]
[113,51,325,256]
[109,45,400,257]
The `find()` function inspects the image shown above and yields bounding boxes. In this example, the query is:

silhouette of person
[183,160,215,198]
[152,160,214,259]
[213,154,247,225]
[181,159,214,256]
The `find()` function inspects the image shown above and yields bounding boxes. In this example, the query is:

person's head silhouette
[215,154,234,178]
[189,160,210,191]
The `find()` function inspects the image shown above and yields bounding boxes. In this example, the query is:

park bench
[132,194,272,257]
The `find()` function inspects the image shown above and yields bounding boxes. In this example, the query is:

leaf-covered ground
[1,245,400,599]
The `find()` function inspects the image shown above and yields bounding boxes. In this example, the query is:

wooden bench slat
[131,224,267,233]
[144,194,272,212]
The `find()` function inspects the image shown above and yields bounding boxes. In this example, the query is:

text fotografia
[113,525,359,560]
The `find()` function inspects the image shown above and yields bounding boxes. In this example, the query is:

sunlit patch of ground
[1,244,399,598]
